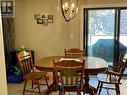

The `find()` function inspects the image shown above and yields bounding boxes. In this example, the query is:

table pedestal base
[82,73,97,95]
[45,82,59,95]
[82,85,97,95]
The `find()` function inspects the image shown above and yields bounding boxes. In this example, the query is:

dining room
[1,0,127,95]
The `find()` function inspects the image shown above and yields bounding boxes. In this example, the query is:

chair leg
[97,81,100,90]
[23,80,27,95]
[117,85,120,95]
[32,80,34,89]
[96,81,100,94]
[36,80,41,95]
[98,82,103,95]
[44,75,49,89]
[115,84,120,95]
[83,91,85,95]
[77,91,81,95]
[59,90,63,95]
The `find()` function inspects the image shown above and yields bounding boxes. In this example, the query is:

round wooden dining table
[35,56,107,95]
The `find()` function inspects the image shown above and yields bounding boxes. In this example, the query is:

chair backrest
[115,52,125,72]
[64,48,85,58]
[53,60,84,87]
[16,50,34,76]
[116,54,127,83]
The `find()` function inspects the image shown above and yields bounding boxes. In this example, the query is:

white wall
[14,0,81,61]
[0,9,8,95]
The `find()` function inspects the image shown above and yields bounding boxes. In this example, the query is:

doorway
[84,8,127,67]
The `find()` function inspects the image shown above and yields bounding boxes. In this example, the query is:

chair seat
[25,71,47,80]
[97,73,120,84]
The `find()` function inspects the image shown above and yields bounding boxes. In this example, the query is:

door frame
[80,4,127,65]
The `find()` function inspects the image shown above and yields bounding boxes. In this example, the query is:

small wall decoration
[48,15,53,23]
[34,14,53,26]
[1,0,15,17]
[37,19,43,24]
[43,19,48,26]
[34,14,41,20]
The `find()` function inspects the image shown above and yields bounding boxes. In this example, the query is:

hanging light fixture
[58,0,78,22]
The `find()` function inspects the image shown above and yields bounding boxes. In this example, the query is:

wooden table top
[35,56,107,73]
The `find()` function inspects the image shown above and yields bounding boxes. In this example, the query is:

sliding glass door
[119,9,127,53]
[119,9,127,74]
[84,8,127,67]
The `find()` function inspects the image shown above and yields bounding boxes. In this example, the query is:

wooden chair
[16,50,49,95]
[64,48,85,89]
[107,51,125,72]
[64,48,85,58]
[53,59,84,95]
[96,53,127,95]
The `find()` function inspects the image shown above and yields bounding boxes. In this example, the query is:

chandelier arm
[60,0,70,22]
[70,0,79,20]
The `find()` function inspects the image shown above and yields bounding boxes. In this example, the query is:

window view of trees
[88,9,127,35]
[120,10,127,34]
[88,9,115,35]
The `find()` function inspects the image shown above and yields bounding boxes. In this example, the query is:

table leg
[45,72,59,95]
[82,73,97,95]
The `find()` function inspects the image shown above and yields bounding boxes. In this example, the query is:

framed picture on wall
[37,19,43,24]
[43,19,48,26]
[48,15,53,23]
[34,14,41,20]
[1,0,14,17]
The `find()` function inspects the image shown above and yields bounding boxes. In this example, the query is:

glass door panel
[87,9,115,65]
[119,9,127,52]
[119,9,127,74]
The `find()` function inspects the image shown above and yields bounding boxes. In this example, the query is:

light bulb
[65,2,68,8]
[71,3,75,9]
[62,5,65,10]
